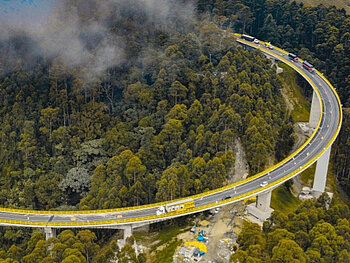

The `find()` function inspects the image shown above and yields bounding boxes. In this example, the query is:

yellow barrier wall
[0,34,342,227]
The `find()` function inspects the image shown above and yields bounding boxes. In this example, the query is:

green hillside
[296,0,350,13]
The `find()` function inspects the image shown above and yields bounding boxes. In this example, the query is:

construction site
[172,201,246,263]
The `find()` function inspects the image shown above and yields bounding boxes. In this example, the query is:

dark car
[222,195,231,200]
[288,53,298,62]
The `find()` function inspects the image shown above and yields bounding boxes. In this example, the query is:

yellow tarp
[199,220,210,227]
[184,241,207,253]
[221,238,231,243]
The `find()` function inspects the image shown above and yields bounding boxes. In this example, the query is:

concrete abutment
[246,190,274,221]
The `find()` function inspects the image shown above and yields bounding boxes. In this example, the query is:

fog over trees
[0,0,349,262]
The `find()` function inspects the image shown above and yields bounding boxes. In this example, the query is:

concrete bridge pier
[44,227,56,240]
[309,91,321,129]
[312,146,331,197]
[246,190,274,221]
[116,224,134,248]
[121,224,133,241]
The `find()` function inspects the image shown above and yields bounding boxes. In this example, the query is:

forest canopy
[0,0,350,262]
[0,0,294,211]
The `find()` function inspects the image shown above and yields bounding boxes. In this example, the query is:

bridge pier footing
[312,146,331,197]
[44,227,56,240]
[246,191,274,221]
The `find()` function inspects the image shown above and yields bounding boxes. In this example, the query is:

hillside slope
[296,0,350,13]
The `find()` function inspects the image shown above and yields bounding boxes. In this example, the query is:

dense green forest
[197,0,350,194]
[0,0,293,211]
[230,195,350,263]
[0,0,349,262]
[0,228,146,263]
[334,109,350,194]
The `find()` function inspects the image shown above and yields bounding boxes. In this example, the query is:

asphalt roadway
[0,38,342,228]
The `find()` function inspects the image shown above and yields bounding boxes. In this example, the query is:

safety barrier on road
[0,34,342,227]
[235,38,342,178]
[0,173,300,227]
[315,69,343,147]
[0,186,268,227]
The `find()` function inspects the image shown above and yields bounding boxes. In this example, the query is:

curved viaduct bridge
[0,35,342,240]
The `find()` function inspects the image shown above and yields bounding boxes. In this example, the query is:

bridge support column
[44,227,56,240]
[309,91,321,129]
[122,224,133,241]
[246,191,274,221]
[313,146,331,197]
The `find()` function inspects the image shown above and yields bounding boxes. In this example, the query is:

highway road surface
[0,36,342,228]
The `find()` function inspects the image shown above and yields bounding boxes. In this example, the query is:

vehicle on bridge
[260,181,268,187]
[156,198,195,215]
[288,53,298,62]
[0,35,341,229]
[302,60,315,73]
[222,195,231,200]
[241,34,255,42]
[265,42,274,50]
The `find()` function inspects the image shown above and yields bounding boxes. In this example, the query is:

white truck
[156,206,166,215]
[156,198,194,215]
